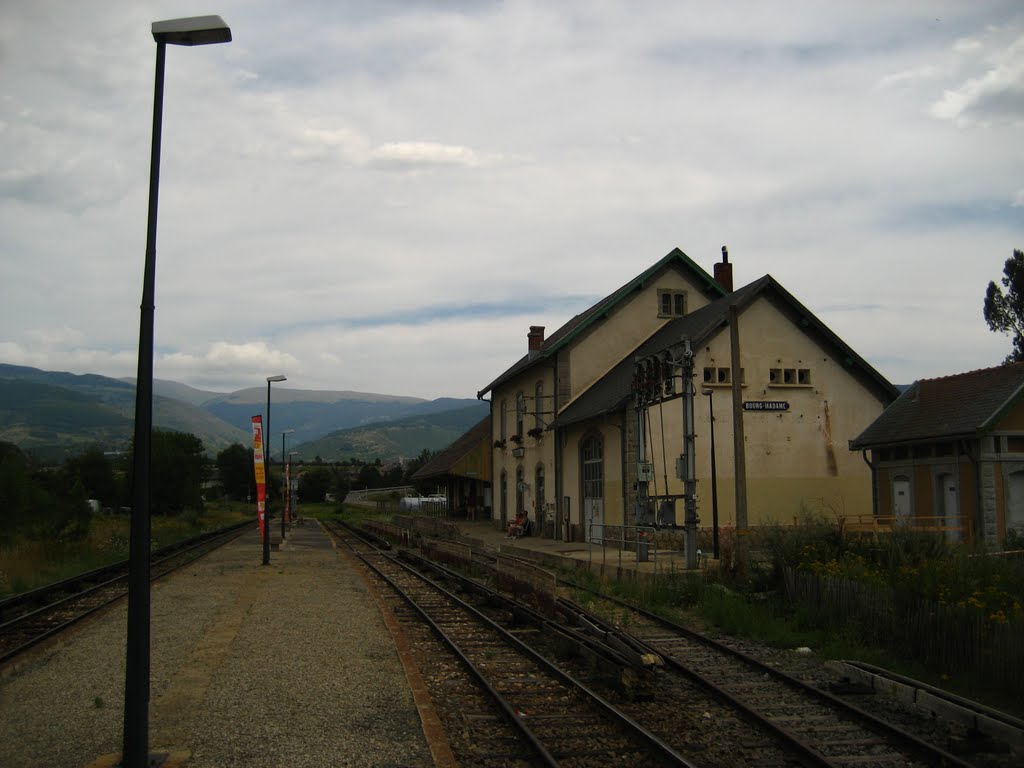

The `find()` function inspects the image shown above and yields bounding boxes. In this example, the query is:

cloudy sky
[1,2,1021,400]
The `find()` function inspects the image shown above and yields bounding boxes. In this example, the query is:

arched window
[534,381,544,430]
[582,433,604,542]
[500,470,508,528]
[515,465,525,516]
[500,399,507,441]
[535,464,545,521]
[516,392,525,437]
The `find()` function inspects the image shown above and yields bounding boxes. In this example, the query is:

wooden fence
[782,567,1022,695]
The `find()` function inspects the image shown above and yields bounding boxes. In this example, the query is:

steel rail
[326,520,699,767]
[558,581,975,768]
[0,521,250,666]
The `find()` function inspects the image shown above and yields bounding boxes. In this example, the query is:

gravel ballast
[0,521,433,768]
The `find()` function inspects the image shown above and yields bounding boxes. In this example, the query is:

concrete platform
[0,520,436,768]
[448,518,697,577]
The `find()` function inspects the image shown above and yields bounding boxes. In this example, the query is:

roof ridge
[918,361,1024,384]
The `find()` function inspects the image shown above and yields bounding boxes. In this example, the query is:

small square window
[717,368,731,384]
[1007,437,1024,453]
[798,368,811,385]
[657,290,686,317]
[703,367,714,383]
[784,368,796,384]
[769,368,780,384]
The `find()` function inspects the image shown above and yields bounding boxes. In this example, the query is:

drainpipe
[553,354,564,542]
[860,449,877,516]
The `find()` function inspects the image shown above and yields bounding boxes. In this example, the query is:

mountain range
[0,363,487,462]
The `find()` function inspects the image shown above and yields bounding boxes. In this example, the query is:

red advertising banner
[251,416,266,538]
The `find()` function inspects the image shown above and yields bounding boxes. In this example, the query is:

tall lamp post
[124,15,230,768]
[701,387,720,560]
[281,429,294,539]
[264,375,287,564]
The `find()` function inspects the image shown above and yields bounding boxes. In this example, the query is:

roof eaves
[979,379,1024,431]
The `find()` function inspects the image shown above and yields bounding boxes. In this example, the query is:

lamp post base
[86,749,191,768]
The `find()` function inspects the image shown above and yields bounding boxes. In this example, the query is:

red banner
[251,416,266,537]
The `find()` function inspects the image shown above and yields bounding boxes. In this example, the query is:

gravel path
[0,520,433,768]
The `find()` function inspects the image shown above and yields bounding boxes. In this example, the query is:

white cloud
[1,1,1022,400]
[930,32,1024,124]
[370,141,496,168]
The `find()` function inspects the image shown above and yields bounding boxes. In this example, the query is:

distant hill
[295,403,489,462]
[0,366,248,459]
[1,364,487,462]
[197,388,483,445]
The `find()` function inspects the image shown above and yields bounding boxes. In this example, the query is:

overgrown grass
[0,501,250,598]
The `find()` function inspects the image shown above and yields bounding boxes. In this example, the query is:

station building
[475,247,899,541]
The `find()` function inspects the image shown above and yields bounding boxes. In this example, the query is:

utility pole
[729,305,748,552]
[679,341,699,569]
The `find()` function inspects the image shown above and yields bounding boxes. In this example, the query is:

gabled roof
[850,363,1024,449]
[553,274,899,429]
[411,415,491,480]
[476,248,726,398]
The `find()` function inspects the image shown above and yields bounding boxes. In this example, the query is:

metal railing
[587,523,682,572]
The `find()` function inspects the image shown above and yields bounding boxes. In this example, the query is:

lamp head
[152,15,232,46]
[267,375,287,383]
[701,387,713,396]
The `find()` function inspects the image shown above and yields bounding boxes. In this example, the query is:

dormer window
[658,290,686,318]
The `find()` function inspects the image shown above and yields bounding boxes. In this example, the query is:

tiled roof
[411,415,491,479]
[476,248,725,398]
[553,274,899,429]
[850,363,1024,449]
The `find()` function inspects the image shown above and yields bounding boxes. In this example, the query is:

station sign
[743,401,790,412]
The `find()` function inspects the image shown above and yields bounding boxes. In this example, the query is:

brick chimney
[714,245,733,292]
[528,326,545,357]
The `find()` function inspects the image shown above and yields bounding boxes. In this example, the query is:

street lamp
[264,375,286,564]
[124,15,230,768]
[281,429,294,539]
[701,387,720,560]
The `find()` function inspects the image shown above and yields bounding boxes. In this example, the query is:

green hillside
[0,366,249,458]
[0,364,486,463]
[295,404,487,462]
[0,379,133,460]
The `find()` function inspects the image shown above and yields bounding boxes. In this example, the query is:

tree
[216,443,254,501]
[356,462,382,489]
[128,429,207,516]
[984,249,1024,363]
[298,466,333,503]
[64,448,119,508]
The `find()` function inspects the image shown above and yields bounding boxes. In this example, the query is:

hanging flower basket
[509,434,524,444]
[493,439,506,449]
[527,427,545,439]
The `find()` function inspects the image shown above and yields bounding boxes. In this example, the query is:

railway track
[358,521,1019,766]
[560,590,974,768]
[0,519,250,666]
[325,519,697,767]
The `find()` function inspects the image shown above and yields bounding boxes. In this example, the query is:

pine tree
[984,249,1024,363]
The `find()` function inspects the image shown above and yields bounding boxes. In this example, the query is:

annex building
[850,363,1024,548]
[474,247,899,542]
